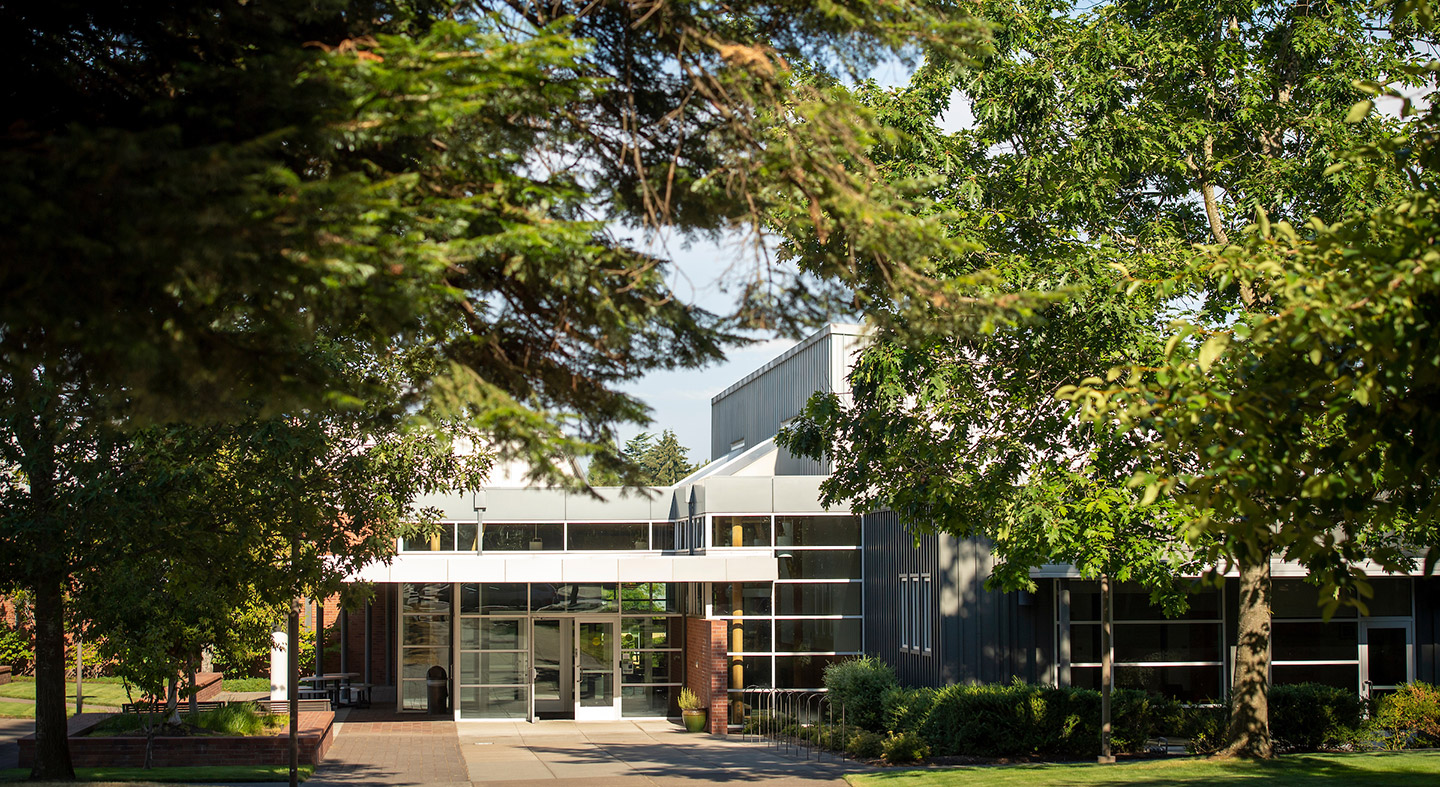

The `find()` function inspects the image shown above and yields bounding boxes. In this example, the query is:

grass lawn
[0,677,132,708]
[0,765,313,783]
[845,751,1440,787]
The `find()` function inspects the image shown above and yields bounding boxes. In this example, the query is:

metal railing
[731,688,851,762]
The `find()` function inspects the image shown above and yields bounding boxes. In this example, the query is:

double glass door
[531,618,619,720]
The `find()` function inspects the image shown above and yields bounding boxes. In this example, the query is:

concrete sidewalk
[308,711,869,787]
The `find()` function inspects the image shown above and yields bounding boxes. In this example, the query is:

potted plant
[678,688,706,733]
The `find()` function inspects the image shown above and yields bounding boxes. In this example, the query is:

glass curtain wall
[400,583,453,710]
[420,582,682,719]
[711,514,863,715]
[403,521,674,553]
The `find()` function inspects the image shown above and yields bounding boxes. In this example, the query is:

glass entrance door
[531,618,573,720]
[575,619,619,720]
[1361,621,1412,700]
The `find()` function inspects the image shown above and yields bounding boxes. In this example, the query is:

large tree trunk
[1218,557,1274,758]
[30,574,75,780]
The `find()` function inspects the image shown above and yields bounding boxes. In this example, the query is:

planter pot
[682,709,707,733]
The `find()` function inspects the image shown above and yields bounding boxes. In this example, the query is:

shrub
[824,656,898,732]
[882,686,938,735]
[897,681,1178,759]
[846,729,884,759]
[1371,682,1440,750]
[1178,704,1227,755]
[881,730,930,764]
[1269,683,1364,752]
[0,621,34,675]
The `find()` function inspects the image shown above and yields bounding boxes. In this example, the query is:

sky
[611,71,975,464]
[611,70,978,465]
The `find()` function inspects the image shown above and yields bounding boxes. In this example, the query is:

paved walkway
[310,709,869,787]
[0,717,34,770]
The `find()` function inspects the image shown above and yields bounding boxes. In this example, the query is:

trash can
[426,665,448,714]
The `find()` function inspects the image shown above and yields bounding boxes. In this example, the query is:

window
[722,514,865,712]
[899,574,931,655]
[1067,581,1224,702]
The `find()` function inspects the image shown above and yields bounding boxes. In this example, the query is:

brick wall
[312,586,392,685]
[684,616,728,735]
[18,711,335,768]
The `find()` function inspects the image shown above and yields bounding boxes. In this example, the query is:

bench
[121,698,332,715]
[265,698,333,714]
[120,700,228,715]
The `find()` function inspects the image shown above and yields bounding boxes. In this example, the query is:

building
[274,323,1440,728]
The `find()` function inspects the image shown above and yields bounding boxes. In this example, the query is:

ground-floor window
[1057,578,1417,702]
[1063,581,1225,702]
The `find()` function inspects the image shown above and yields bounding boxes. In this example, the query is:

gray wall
[709,325,865,472]
[1418,578,1440,684]
[862,511,1052,688]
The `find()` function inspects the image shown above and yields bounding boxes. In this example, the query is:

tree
[587,430,698,485]
[1,1,985,776]
[642,430,699,485]
[778,0,1435,759]
[1063,51,1440,752]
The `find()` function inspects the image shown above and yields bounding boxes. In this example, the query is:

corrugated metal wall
[862,511,1052,688]
[709,325,866,474]
[1418,578,1440,683]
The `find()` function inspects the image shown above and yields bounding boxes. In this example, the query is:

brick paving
[307,706,470,787]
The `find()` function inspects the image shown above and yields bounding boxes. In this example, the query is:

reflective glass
[1273,622,1357,662]
[459,651,524,685]
[401,583,452,613]
[459,685,528,719]
[622,685,676,717]
[713,582,772,616]
[727,619,772,653]
[621,583,676,613]
[775,515,861,547]
[568,522,649,551]
[651,522,677,551]
[531,583,619,613]
[775,654,847,689]
[621,650,682,684]
[482,523,563,551]
[1273,663,1357,690]
[620,617,680,649]
[776,619,862,653]
[481,618,526,650]
[456,522,479,551]
[401,647,448,679]
[775,583,861,616]
[403,523,456,552]
[1368,627,1408,685]
[728,655,773,688]
[1115,665,1223,702]
[712,515,771,547]
[1113,623,1222,663]
[778,551,861,580]
[1070,582,1220,621]
[1271,579,1358,618]
[479,583,529,614]
[403,616,450,647]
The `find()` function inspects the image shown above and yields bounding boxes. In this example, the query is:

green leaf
[1345,100,1373,124]
[1198,334,1229,373]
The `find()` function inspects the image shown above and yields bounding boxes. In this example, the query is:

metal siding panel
[1418,578,1440,683]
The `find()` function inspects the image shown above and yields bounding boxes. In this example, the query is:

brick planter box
[0,665,11,685]
[18,710,334,768]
